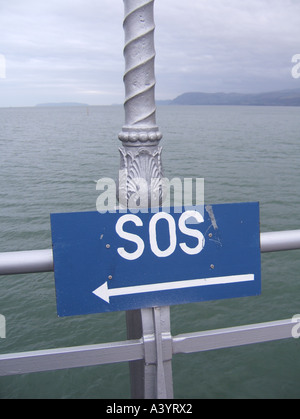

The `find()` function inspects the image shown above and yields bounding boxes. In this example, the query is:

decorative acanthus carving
[118,146,163,208]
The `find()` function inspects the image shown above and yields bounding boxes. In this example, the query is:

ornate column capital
[118,0,164,208]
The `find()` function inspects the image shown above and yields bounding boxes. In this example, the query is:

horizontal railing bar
[0,318,296,377]
[0,230,300,276]
[0,249,53,275]
[0,339,144,377]
[260,229,300,253]
[172,318,295,355]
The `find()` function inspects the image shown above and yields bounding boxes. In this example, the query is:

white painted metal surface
[0,249,53,275]
[0,317,295,378]
[1,230,300,275]
[260,229,300,252]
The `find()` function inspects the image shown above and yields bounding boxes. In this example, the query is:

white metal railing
[260,229,300,252]
[2,1,300,399]
[0,249,53,275]
[1,230,300,276]
[0,229,300,398]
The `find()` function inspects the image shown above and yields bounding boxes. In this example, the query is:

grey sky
[1,0,300,107]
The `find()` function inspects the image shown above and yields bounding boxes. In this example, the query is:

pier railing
[0,229,300,398]
[1,0,300,400]
[1,229,300,275]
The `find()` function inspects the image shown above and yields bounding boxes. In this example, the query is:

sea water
[0,105,300,398]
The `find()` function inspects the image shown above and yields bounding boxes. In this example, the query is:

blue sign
[50,202,261,317]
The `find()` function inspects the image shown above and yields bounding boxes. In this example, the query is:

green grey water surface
[0,105,300,398]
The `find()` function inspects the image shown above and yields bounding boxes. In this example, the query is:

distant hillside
[36,102,89,107]
[171,89,300,106]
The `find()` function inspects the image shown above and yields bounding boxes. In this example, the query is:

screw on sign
[51,202,261,317]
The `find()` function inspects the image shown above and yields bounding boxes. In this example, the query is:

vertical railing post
[119,0,173,398]
[118,0,163,208]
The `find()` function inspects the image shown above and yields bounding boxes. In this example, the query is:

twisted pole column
[118,0,172,399]
[118,0,163,208]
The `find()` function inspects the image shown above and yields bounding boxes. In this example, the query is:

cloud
[155,0,300,94]
[1,0,300,106]
[0,0,124,106]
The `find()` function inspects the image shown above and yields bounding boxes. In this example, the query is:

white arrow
[92,274,254,304]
